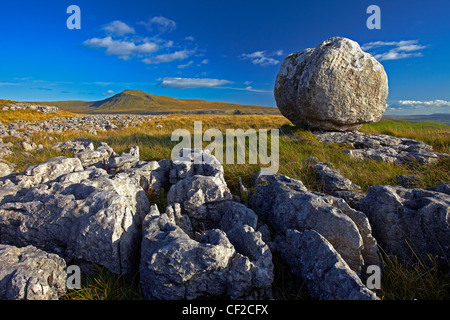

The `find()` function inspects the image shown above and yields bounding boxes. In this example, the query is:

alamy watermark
[171,121,280,175]
[367,5,381,30]
[66,265,81,289]
[66,5,81,30]
[366,265,382,290]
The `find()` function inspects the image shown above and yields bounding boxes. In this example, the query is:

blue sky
[0,0,449,115]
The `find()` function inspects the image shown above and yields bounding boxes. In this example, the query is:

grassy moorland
[1,111,449,300]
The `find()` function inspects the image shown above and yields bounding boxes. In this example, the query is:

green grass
[377,252,450,300]
[2,113,450,300]
[361,118,450,153]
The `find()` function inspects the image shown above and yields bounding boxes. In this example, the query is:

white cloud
[184,36,195,41]
[103,20,135,36]
[159,77,232,89]
[361,40,427,61]
[102,89,115,96]
[398,99,450,107]
[140,16,176,33]
[240,50,281,66]
[386,99,450,115]
[374,51,423,61]
[143,49,194,64]
[220,85,272,93]
[0,81,20,86]
[177,60,194,69]
[274,50,284,56]
[83,36,159,58]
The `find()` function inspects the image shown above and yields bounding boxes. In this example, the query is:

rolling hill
[32,90,280,115]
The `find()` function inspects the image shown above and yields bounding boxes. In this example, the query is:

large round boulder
[274,37,388,131]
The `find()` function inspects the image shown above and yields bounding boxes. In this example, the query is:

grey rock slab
[360,185,450,263]
[0,171,150,275]
[315,131,447,165]
[313,162,361,194]
[16,156,84,188]
[250,172,382,274]
[167,174,233,230]
[0,244,67,300]
[276,229,378,300]
[169,148,225,184]
[140,205,273,300]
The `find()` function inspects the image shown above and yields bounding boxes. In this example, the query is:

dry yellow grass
[0,109,78,124]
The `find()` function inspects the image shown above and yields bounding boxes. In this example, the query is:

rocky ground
[0,112,164,138]
[0,116,448,299]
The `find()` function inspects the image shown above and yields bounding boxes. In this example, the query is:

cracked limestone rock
[250,173,381,275]
[360,185,450,263]
[140,205,273,300]
[16,156,84,188]
[0,244,67,300]
[276,229,378,300]
[0,170,150,275]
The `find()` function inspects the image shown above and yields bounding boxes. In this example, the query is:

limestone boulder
[274,37,388,131]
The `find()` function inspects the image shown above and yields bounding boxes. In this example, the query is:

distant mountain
[32,90,280,115]
[385,114,450,126]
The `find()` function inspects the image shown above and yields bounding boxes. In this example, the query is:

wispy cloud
[102,89,115,96]
[218,86,272,94]
[177,60,194,69]
[240,50,283,66]
[139,16,176,33]
[361,40,427,61]
[0,81,20,86]
[84,19,201,66]
[143,49,195,64]
[386,99,450,115]
[398,99,450,107]
[159,77,232,89]
[102,20,135,36]
[83,36,159,59]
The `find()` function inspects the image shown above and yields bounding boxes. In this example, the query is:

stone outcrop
[315,131,449,165]
[274,37,388,131]
[310,161,361,194]
[108,146,140,173]
[2,103,59,114]
[140,149,274,300]
[360,185,450,263]
[276,229,378,300]
[0,166,150,276]
[250,173,380,274]
[140,204,273,300]
[169,148,225,184]
[0,114,164,139]
[249,172,380,299]
[0,244,67,300]
[15,156,84,188]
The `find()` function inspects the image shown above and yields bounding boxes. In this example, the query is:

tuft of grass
[61,265,142,300]
[378,251,450,300]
